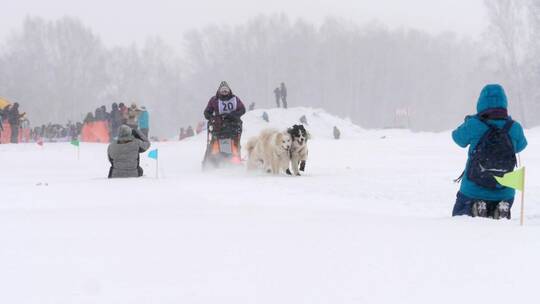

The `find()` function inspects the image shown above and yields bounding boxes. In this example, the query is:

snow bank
[186,107,363,143]
[241,107,363,140]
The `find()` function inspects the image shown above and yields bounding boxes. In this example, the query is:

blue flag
[148,149,158,160]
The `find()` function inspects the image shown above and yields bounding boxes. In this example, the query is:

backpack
[466,118,516,189]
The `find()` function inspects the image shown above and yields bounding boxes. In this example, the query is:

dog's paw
[299,161,306,171]
[286,169,292,175]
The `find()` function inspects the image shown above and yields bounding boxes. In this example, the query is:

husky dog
[286,124,310,176]
[246,129,292,174]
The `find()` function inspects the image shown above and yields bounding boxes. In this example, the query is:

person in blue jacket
[138,106,150,138]
[452,84,527,219]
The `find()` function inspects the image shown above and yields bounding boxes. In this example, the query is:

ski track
[1,108,540,304]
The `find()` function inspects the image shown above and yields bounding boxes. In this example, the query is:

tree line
[0,0,538,135]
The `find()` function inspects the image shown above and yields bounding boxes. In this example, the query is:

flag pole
[156,156,159,179]
[520,167,526,226]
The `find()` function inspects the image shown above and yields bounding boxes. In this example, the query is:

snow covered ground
[1,108,539,304]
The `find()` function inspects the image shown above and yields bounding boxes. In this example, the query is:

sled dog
[246,129,292,174]
[286,124,310,176]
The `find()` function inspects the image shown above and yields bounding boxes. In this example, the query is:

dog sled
[202,115,243,170]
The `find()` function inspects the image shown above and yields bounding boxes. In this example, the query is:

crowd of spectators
[0,102,150,144]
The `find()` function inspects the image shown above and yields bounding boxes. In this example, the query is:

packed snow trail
[1,108,539,304]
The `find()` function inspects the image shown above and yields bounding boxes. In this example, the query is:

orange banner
[81,121,110,143]
[0,124,30,143]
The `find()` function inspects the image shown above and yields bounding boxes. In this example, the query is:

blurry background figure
[118,103,128,124]
[262,112,269,123]
[126,103,140,129]
[138,106,150,138]
[102,105,110,122]
[9,103,25,143]
[248,102,256,111]
[280,82,288,109]
[273,86,281,108]
[110,103,122,140]
[299,115,308,125]
[179,127,185,140]
[196,121,205,134]
[94,105,109,122]
[84,112,94,123]
[0,105,5,139]
[185,125,194,137]
[333,126,341,140]
[94,107,102,121]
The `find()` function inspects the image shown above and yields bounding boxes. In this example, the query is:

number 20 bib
[218,97,238,114]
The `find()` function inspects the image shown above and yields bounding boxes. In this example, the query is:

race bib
[218,97,237,114]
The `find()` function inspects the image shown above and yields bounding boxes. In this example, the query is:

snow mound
[241,107,362,140]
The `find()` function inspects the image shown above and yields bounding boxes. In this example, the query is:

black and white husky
[286,124,310,176]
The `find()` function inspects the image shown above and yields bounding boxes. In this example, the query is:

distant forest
[1,0,539,135]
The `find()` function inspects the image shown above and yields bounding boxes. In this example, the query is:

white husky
[246,129,292,174]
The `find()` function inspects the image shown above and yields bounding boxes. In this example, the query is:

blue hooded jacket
[452,84,527,201]
[138,110,149,130]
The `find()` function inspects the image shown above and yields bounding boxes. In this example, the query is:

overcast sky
[1,0,487,48]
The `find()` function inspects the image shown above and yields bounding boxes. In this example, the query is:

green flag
[494,167,525,191]
[70,139,80,147]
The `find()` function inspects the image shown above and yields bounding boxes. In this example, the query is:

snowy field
[1,108,539,304]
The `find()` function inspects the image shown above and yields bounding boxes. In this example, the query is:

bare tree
[526,0,540,111]
[484,0,530,125]
[1,17,109,124]
[0,14,499,135]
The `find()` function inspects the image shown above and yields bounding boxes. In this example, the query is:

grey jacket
[107,126,150,178]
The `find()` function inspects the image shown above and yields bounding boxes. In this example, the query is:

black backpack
[466,118,516,189]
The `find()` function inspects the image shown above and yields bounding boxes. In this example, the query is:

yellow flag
[494,167,525,191]
[0,97,10,110]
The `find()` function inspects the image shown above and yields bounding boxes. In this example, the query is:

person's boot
[493,201,511,220]
[471,201,488,218]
